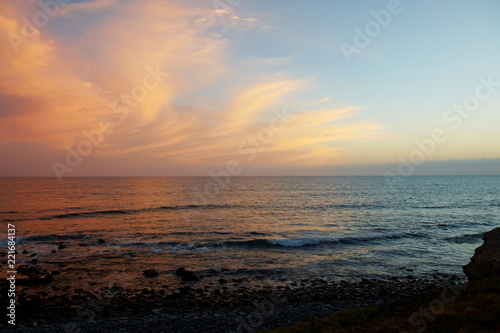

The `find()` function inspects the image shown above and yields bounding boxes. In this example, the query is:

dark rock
[179,286,191,295]
[181,273,201,282]
[17,265,54,286]
[97,239,106,244]
[51,271,61,276]
[464,227,500,281]
[219,278,228,284]
[175,267,199,282]
[169,292,181,300]
[51,250,56,253]
[17,265,30,274]
[143,269,159,278]
[110,286,124,294]
[22,250,29,254]
[58,244,66,250]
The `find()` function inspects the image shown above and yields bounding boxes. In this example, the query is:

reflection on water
[1,176,498,291]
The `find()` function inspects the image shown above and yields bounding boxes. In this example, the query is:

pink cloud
[0,0,387,176]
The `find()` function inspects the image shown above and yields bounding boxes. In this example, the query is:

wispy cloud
[0,0,387,174]
[61,0,118,14]
[309,97,331,106]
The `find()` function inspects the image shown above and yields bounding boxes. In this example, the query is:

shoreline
[0,270,465,332]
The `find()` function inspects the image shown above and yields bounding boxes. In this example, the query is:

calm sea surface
[1,176,499,288]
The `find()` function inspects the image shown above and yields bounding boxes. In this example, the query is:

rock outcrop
[463,227,500,281]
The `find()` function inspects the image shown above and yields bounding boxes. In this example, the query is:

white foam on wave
[266,233,406,247]
[119,241,225,254]
[0,234,91,245]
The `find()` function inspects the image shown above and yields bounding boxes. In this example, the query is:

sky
[1,0,499,177]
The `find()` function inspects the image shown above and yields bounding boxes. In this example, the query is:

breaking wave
[226,233,407,248]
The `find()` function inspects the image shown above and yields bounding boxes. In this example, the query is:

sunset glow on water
[1,0,499,331]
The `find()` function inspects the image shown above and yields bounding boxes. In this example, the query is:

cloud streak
[0,0,387,175]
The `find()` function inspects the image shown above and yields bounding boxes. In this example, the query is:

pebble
[7,265,466,333]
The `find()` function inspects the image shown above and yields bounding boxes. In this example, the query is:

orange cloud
[0,0,387,174]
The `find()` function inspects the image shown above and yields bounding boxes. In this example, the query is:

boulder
[463,227,500,281]
[110,286,124,294]
[181,273,201,282]
[143,269,159,278]
[179,286,191,295]
[175,267,201,282]
[175,267,190,276]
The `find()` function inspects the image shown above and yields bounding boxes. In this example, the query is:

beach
[0,176,497,332]
[0,261,464,332]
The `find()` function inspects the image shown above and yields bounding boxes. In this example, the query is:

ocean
[1,176,498,290]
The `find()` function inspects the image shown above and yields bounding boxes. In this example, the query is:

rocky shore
[264,227,500,333]
[4,227,500,333]
[0,266,463,333]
